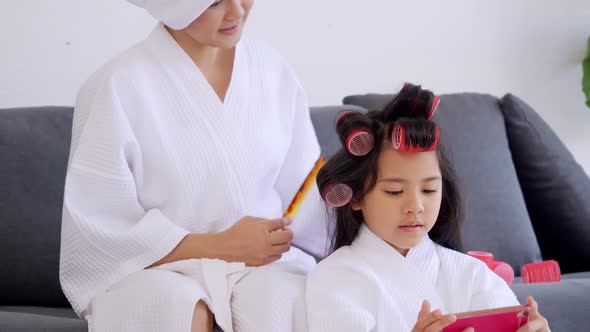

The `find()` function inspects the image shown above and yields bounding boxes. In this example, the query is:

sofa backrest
[0,107,73,307]
[4,95,583,306]
[342,93,544,272]
[499,94,590,274]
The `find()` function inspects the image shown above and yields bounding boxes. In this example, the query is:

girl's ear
[351,198,362,211]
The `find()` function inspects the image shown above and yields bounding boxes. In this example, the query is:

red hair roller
[335,110,358,128]
[428,95,440,120]
[391,122,440,152]
[336,110,375,156]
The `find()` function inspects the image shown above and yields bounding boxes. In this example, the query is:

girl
[60,1,328,331]
[306,84,550,332]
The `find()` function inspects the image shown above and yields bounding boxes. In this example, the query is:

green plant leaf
[583,37,590,108]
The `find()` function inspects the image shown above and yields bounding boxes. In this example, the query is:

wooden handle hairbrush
[283,156,326,218]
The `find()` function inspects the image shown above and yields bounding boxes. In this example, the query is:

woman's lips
[219,24,240,35]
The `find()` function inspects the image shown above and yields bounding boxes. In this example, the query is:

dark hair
[317,83,463,253]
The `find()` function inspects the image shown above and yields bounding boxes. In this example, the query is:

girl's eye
[385,190,403,196]
[423,189,438,194]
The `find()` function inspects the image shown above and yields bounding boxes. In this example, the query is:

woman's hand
[412,300,474,332]
[219,216,294,266]
[516,297,551,332]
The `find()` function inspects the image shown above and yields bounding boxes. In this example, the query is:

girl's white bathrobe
[60,24,328,332]
[306,225,519,331]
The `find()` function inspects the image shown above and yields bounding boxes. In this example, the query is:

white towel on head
[127,0,215,29]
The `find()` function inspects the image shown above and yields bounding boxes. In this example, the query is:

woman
[59,1,328,331]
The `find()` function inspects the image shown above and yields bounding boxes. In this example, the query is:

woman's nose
[225,0,245,21]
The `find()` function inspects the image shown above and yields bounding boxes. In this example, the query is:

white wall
[1,0,590,174]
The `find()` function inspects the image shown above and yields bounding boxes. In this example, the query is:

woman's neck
[166,26,236,101]
[166,27,233,72]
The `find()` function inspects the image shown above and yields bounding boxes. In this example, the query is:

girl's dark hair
[317,83,463,253]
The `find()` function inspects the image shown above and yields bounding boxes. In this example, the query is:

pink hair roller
[487,261,515,285]
[392,122,406,150]
[322,183,353,208]
[468,251,515,285]
[521,260,561,284]
[467,251,494,263]
[346,130,375,156]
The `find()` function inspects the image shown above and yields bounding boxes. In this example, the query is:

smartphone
[442,305,529,332]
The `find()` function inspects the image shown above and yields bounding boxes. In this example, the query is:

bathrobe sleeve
[273,64,329,259]
[60,74,189,316]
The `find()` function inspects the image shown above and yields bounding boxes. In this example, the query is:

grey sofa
[1,93,590,331]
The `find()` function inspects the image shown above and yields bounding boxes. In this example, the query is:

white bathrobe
[306,225,519,332]
[60,24,328,332]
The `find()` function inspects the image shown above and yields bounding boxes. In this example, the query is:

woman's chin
[210,35,242,49]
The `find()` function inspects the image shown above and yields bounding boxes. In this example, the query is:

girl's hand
[516,296,551,332]
[412,300,474,332]
[220,216,293,266]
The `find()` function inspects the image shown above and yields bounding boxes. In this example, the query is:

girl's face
[352,144,443,256]
[181,0,254,48]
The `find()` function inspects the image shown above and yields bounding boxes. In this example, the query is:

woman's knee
[191,300,214,332]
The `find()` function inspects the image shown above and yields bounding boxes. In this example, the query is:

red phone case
[442,305,529,332]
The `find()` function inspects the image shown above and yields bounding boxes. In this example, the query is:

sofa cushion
[0,306,79,319]
[343,93,543,272]
[561,271,590,279]
[500,94,590,274]
[511,278,590,332]
[0,308,86,332]
[0,107,73,306]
